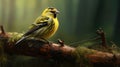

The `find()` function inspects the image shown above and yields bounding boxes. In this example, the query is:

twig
[57,39,64,47]
[0,25,5,35]
[96,28,107,48]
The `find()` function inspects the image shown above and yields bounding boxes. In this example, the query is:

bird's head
[41,7,59,18]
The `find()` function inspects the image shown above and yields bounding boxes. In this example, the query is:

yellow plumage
[15,7,59,46]
[30,7,59,39]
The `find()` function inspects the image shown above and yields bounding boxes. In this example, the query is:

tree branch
[0,26,120,67]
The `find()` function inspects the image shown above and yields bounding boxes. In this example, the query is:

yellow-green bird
[15,7,59,47]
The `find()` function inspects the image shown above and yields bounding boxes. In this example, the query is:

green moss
[0,40,7,66]
[8,32,23,43]
[110,43,120,54]
[73,46,95,67]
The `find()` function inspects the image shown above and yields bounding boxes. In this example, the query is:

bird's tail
[15,36,27,47]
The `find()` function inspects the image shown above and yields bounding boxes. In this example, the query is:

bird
[15,7,59,47]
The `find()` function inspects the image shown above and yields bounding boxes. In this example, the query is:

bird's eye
[50,11,55,13]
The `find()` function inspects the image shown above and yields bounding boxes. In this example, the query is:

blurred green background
[0,0,120,67]
[0,0,120,44]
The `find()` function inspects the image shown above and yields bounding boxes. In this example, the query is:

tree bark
[0,26,120,67]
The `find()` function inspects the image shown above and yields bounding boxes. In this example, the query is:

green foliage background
[0,0,119,44]
[0,0,120,67]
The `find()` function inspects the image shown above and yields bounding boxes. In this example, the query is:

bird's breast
[45,18,59,39]
[35,18,59,39]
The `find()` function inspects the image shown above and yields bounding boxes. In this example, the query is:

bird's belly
[42,26,57,39]
[34,20,59,39]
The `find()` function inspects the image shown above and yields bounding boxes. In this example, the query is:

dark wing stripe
[23,22,48,36]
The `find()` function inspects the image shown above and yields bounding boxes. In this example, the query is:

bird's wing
[23,16,52,36]
[15,21,48,46]
[15,16,52,46]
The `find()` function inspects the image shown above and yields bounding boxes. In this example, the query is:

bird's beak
[55,10,60,14]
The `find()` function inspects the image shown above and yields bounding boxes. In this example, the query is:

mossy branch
[0,26,120,67]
